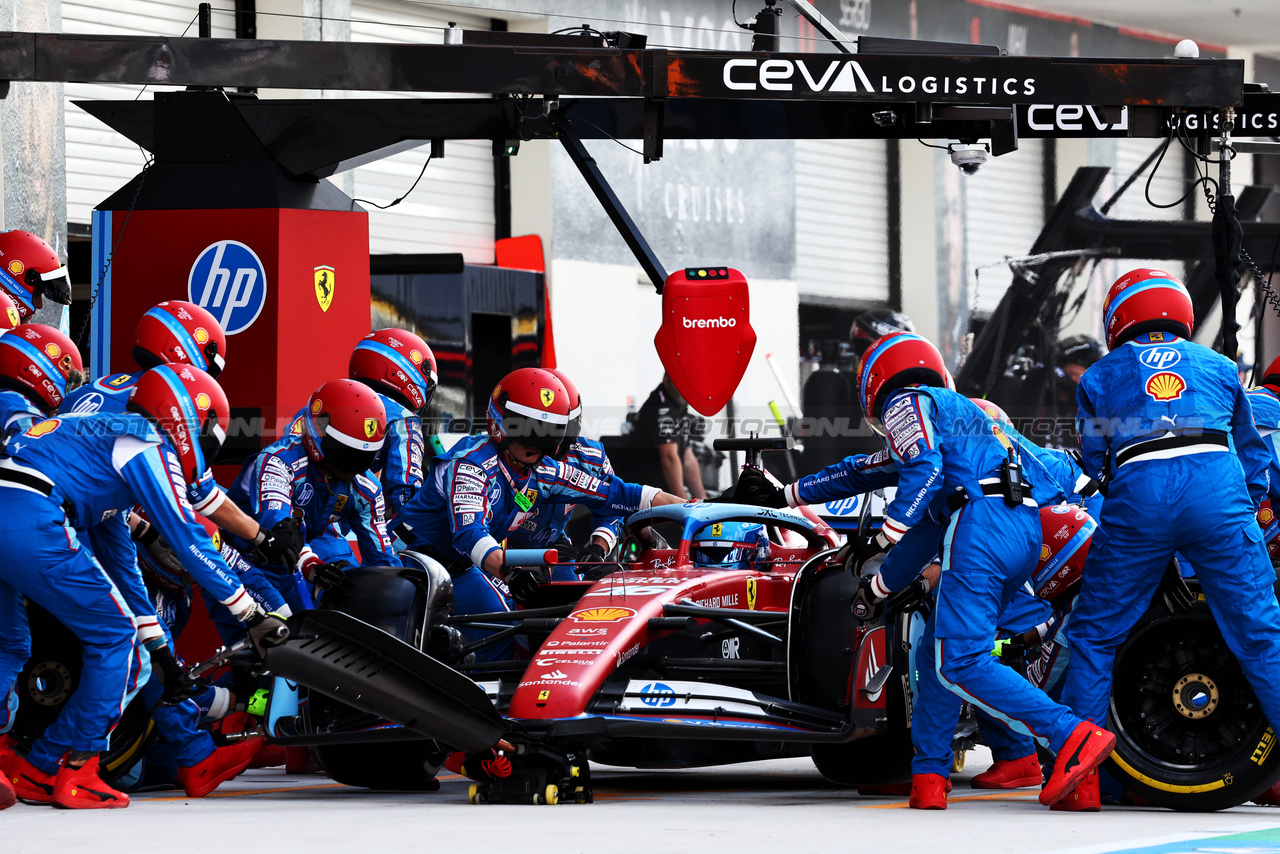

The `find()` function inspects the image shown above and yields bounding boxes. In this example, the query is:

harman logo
[188,240,268,336]
[682,316,737,329]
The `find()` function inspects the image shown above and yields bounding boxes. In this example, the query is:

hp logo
[1139,347,1181,370]
[639,682,676,708]
[188,241,268,335]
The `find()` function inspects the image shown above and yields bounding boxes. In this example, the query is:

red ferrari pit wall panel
[91,207,371,461]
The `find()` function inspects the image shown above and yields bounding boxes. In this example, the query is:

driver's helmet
[690,521,768,570]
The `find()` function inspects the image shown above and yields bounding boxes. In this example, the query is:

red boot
[9,754,55,804]
[177,738,264,798]
[971,753,1043,789]
[909,773,950,810]
[1051,770,1101,811]
[0,767,14,810]
[0,734,18,779]
[250,743,287,769]
[1041,722,1115,806]
[1253,781,1280,807]
[51,756,129,809]
[284,746,320,775]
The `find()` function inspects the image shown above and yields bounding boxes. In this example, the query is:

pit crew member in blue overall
[1059,268,1280,811]
[59,300,281,557]
[286,329,437,563]
[0,230,72,323]
[507,369,624,579]
[0,365,287,808]
[226,378,400,619]
[735,385,1103,807]
[397,368,686,660]
[1246,355,1280,554]
[0,322,80,810]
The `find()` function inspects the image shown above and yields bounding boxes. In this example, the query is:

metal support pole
[781,0,858,54]
[549,111,668,293]
[1215,106,1241,359]
[198,3,212,39]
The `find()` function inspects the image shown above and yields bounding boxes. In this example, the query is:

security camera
[949,143,989,175]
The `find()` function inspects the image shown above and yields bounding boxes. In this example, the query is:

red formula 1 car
[294,500,923,804]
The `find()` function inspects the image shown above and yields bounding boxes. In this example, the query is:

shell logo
[7,260,23,276]
[1261,507,1275,525]
[44,342,61,360]
[570,607,635,623]
[410,349,424,365]
[1040,544,1052,562]
[194,392,211,410]
[1145,371,1186,402]
[25,419,60,438]
[492,383,502,399]
[311,399,324,415]
[193,327,209,345]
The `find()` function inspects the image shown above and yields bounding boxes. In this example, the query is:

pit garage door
[349,1,496,263]
[966,139,1045,315]
[62,1,237,227]
[795,139,890,304]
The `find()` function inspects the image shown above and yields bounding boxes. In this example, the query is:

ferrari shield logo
[540,388,555,407]
[363,418,378,439]
[746,577,757,610]
[314,266,335,312]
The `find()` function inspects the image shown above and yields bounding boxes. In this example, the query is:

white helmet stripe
[505,399,570,425]
[325,423,386,451]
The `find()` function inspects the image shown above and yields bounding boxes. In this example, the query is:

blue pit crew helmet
[690,521,768,570]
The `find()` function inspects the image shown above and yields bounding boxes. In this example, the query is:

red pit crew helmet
[0,230,71,318]
[1261,354,1280,398]
[0,291,20,332]
[1032,504,1097,608]
[0,324,84,413]
[486,367,571,456]
[133,300,228,378]
[128,364,229,485]
[1102,268,1194,350]
[349,328,438,417]
[301,379,387,479]
[856,332,952,427]
[546,368,583,460]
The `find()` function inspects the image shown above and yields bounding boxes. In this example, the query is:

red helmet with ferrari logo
[856,332,953,424]
[546,368,583,459]
[0,291,20,332]
[1261,354,1280,398]
[133,300,228,378]
[348,328,438,416]
[128,364,229,485]
[486,367,572,455]
[0,324,84,414]
[0,230,71,318]
[300,379,387,479]
[1032,504,1097,608]
[1102,268,1194,350]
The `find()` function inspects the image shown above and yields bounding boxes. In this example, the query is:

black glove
[244,610,290,657]
[886,575,932,613]
[551,539,581,563]
[578,542,607,564]
[850,574,884,621]
[309,559,350,591]
[732,468,787,508]
[505,567,547,606]
[836,532,891,571]
[253,518,304,566]
[150,644,199,705]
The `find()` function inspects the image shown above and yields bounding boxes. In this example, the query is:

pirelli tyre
[790,560,914,787]
[1105,586,1280,811]
[11,602,157,783]
[306,558,454,790]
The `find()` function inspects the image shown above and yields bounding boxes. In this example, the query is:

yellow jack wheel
[952,749,966,773]
[467,784,480,804]
[569,765,580,778]
[544,783,560,805]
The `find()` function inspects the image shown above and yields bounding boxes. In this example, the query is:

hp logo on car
[188,240,268,335]
[639,682,676,708]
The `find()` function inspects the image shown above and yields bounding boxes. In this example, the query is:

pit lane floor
[9,747,1280,854]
